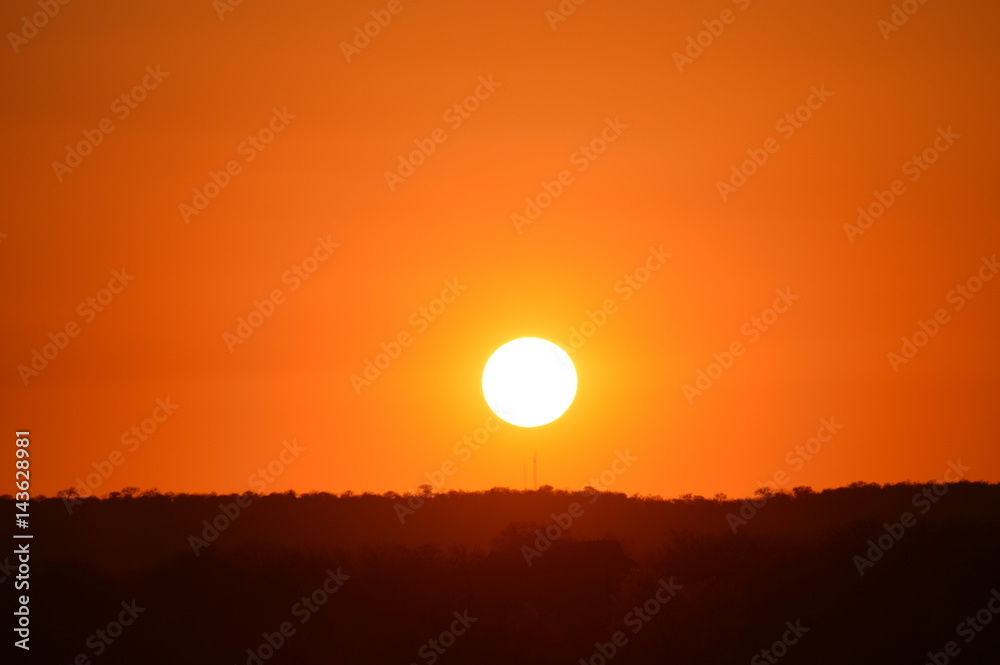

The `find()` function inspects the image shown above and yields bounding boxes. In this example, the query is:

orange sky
[2,0,998,500]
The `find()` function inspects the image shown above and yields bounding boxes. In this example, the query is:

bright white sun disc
[482,337,577,427]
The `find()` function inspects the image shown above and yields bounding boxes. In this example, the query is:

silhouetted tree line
[3,481,999,664]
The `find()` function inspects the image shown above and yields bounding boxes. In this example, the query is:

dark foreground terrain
[4,482,1000,664]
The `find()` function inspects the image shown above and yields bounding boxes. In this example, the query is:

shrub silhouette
[7,481,1000,664]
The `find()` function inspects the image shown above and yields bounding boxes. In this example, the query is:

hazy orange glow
[2,0,997,500]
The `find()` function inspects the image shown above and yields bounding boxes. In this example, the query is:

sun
[482,337,577,427]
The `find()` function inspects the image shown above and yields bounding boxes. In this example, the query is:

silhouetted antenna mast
[533,450,537,490]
